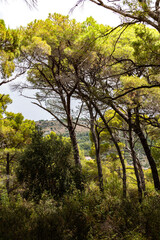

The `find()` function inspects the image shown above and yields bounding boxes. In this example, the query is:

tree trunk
[136,157,146,193]
[67,116,83,191]
[89,105,104,192]
[93,104,127,198]
[134,107,160,191]
[6,152,10,194]
[106,125,127,198]
[128,109,143,202]
[68,123,81,168]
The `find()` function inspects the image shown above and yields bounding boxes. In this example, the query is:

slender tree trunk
[107,125,127,198]
[128,109,143,202]
[68,121,81,168]
[93,104,127,198]
[6,152,10,194]
[65,93,81,168]
[94,129,104,192]
[89,105,104,192]
[134,107,160,191]
[67,116,84,191]
[136,157,146,193]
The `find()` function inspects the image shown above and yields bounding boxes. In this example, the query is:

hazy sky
[0,0,120,121]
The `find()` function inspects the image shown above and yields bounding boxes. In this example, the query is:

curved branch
[32,102,68,128]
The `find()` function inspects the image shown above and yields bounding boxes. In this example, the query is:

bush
[141,192,160,240]
[0,198,33,240]
[16,130,76,201]
[0,187,159,239]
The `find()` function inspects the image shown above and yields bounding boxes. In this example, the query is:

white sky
[0,0,120,120]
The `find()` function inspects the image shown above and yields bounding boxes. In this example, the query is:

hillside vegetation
[1,8,160,240]
[36,119,91,155]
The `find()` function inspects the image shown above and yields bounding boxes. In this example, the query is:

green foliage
[0,197,33,240]
[0,94,12,117]
[16,129,77,201]
[82,158,101,188]
[0,112,35,163]
[0,189,159,240]
[36,120,91,155]
[0,13,160,240]
[0,95,35,193]
[133,25,160,68]
[141,192,160,240]
[0,189,10,207]
[0,20,21,79]
[76,132,91,155]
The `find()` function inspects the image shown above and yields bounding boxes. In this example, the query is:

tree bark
[67,116,84,191]
[93,103,127,198]
[89,105,104,192]
[134,107,160,191]
[106,124,127,198]
[6,152,10,194]
[128,109,143,202]
[136,156,146,193]
[68,117,81,168]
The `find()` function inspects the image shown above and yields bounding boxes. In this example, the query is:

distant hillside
[36,119,91,155]
[36,119,88,136]
[36,120,149,167]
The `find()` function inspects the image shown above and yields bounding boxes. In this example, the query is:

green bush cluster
[16,130,77,201]
[0,190,160,240]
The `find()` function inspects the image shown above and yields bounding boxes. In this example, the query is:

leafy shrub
[0,198,33,240]
[0,184,159,239]
[16,129,76,201]
[141,192,160,240]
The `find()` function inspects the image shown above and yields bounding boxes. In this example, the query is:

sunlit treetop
[0,19,22,81]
